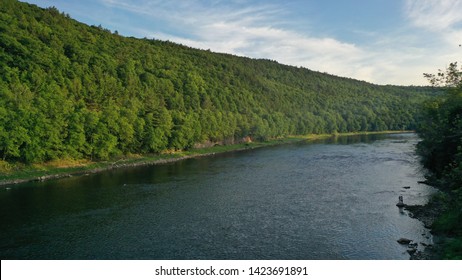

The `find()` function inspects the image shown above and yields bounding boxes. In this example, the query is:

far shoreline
[0,130,413,187]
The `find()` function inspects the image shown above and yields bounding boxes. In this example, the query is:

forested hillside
[0,0,432,164]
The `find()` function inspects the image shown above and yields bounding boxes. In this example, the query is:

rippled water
[0,133,435,259]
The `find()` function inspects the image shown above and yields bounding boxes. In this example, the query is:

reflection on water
[0,133,435,259]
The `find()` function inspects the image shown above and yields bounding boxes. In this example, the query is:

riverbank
[0,131,410,187]
[0,135,312,186]
[405,198,446,259]
[406,186,462,260]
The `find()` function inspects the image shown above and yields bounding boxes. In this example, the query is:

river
[0,133,435,259]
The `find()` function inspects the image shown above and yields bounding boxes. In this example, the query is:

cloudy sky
[24,0,462,85]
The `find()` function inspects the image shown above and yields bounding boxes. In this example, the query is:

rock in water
[397,238,412,244]
[407,248,417,255]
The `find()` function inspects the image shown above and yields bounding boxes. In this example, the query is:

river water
[0,133,435,259]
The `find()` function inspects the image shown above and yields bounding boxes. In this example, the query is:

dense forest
[0,0,433,164]
[417,62,462,259]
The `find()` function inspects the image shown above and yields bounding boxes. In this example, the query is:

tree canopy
[0,0,433,164]
[417,61,462,259]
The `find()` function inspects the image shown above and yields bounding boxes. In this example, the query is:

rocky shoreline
[404,197,447,260]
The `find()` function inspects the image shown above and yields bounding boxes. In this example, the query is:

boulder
[397,238,412,244]
[407,248,417,255]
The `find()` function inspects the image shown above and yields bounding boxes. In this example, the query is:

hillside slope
[0,0,432,163]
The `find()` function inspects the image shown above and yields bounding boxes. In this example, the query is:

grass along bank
[0,131,411,186]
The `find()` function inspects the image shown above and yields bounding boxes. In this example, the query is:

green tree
[418,62,462,180]
[144,107,173,152]
[417,61,462,259]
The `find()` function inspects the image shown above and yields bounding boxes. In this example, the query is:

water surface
[0,133,435,259]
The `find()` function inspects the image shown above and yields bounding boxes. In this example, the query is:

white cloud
[405,0,462,31]
[402,0,462,84]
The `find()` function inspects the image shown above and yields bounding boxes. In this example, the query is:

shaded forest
[1,0,433,164]
[417,62,462,259]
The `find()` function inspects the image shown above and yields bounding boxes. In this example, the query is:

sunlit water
[0,133,435,259]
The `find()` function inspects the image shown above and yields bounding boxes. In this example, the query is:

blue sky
[23,0,462,85]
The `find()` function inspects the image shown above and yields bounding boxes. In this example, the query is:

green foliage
[0,0,433,164]
[417,62,462,259]
[433,207,462,234]
[441,238,462,260]
[417,63,462,186]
